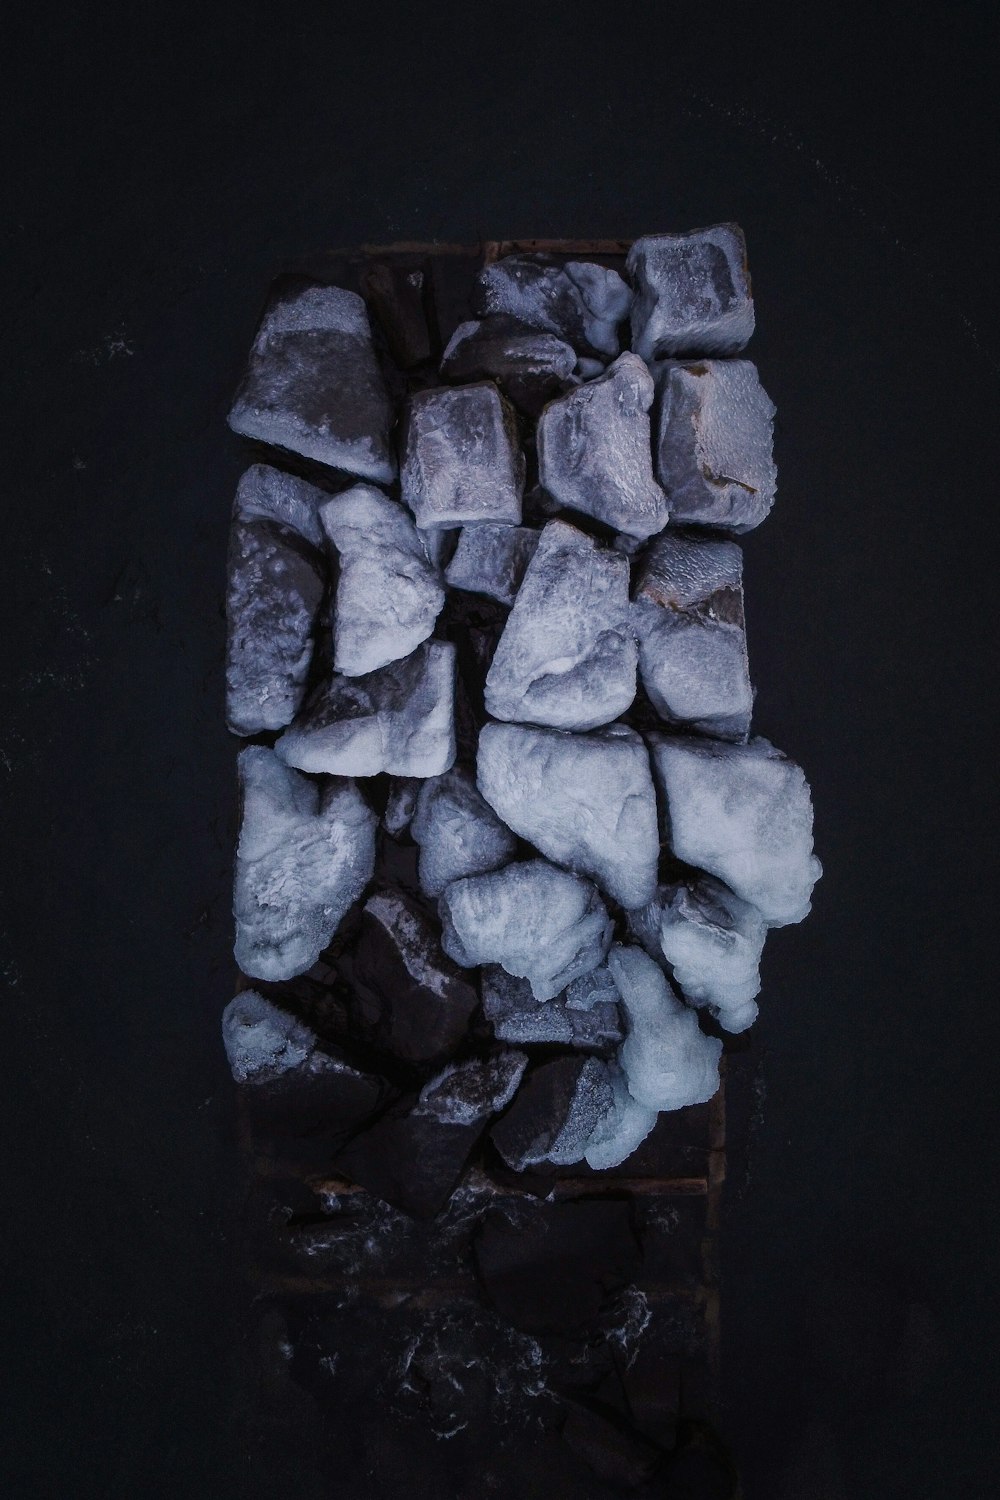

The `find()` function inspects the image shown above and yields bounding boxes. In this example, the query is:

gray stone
[232,461,328,549]
[410,765,519,897]
[444,523,540,606]
[481,966,624,1052]
[627,225,755,360]
[440,315,577,416]
[400,382,524,530]
[608,945,722,1113]
[472,254,632,360]
[490,1054,618,1170]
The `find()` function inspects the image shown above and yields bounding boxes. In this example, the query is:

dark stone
[560,1397,662,1489]
[440,314,577,416]
[661,1422,738,1499]
[361,260,433,369]
[490,1054,614,1170]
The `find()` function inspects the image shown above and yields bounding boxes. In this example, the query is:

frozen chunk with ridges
[472,254,632,360]
[608,945,722,1113]
[658,877,767,1033]
[491,1055,617,1169]
[444,523,540,606]
[627,226,754,360]
[441,315,577,416]
[583,1062,658,1170]
[410,765,519,898]
[482,966,623,1051]
[400,382,524,530]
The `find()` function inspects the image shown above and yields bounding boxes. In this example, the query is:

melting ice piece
[647,733,822,927]
[608,945,722,1113]
[275,640,456,779]
[233,746,376,981]
[481,966,624,1051]
[410,765,519,898]
[537,354,668,540]
[439,857,613,1001]
[627,226,755,361]
[658,877,767,1033]
[490,1054,617,1169]
[383,776,421,836]
[484,520,637,731]
[477,721,659,909]
[222,989,322,1084]
[227,278,395,483]
[444,523,540,606]
[400,382,524,530]
[583,1062,658,1170]
[472,254,632,360]
[441,315,578,416]
[320,484,444,676]
[632,531,752,741]
[654,359,776,533]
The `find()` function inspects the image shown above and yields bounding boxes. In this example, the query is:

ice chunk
[227,277,395,483]
[657,877,767,1033]
[477,721,659,909]
[627,226,754,360]
[444,523,540,606]
[233,747,376,981]
[484,520,637,731]
[537,354,668,539]
[233,461,328,549]
[647,733,822,927]
[472,254,632,359]
[441,315,578,416]
[319,484,444,676]
[383,776,421,836]
[410,765,519,897]
[490,1055,617,1169]
[482,966,623,1051]
[360,260,432,369]
[275,640,456,778]
[222,989,318,1084]
[654,359,776,532]
[608,945,722,1112]
[400,382,524,530]
[439,858,612,1001]
[583,1062,658,1170]
[632,532,752,740]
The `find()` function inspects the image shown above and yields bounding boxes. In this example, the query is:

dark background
[3,3,997,1496]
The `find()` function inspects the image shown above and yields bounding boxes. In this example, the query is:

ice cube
[607,945,722,1112]
[410,765,519,897]
[444,522,541,606]
[627,225,754,360]
[473,254,632,359]
[400,382,524,530]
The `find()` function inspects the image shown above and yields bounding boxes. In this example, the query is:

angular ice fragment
[444,523,540,606]
[490,1055,617,1170]
[657,877,767,1033]
[608,945,722,1112]
[400,382,524,530]
[481,966,623,1051]
[537,354,668,539]
[477,721,659,909]
[410,765,519,898]
[233,461,328,549]
[627,225,755,361]
[473,254,631,359]
[484,520,637,731]
[441,315,577,416]
[583,1062,658,1170]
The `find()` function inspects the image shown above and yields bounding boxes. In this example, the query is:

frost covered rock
[233,747,377,981]
[654,359,776,532]
[627,226,754,361]
[233,461,328,549]
[482,966,623,1051]
[491,1055,617,1170]
[632,532,752,740]
[275,640,456,778]
[477,721,659,909]
[608,945,722,1113]
[228,278,395,483]
[583,1063,658,1170]
[439,858,612,1001]
[537,354,668,539]
[658,877,767,1033]
[410,765,518,897]
[648,733,822,927]
[472,254,632,360]
[441,315,577,416]
[444,523,540,606]
[383,776,421,836]
[320,484,444,676]
[222,989,323,1084]
[484,520,637,731]
[400,382,524,530]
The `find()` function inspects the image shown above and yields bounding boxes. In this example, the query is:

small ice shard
[647,733,822,927]
[383,776,421,836]
[654,359,777,532]
[658,877,767,1033]
[275,640,456,778]
[490,1055,617,1169]
[227,277,395,483]
[439,858,613,1001]
[608,945,722,1113]
[232,461,328,549]
[632,531,752,740]
[481,966,624,1051]
[440,315,578,416]
[537,354,668,539]
[444,523,540,606]
[319,484,444,676]
[233,746,376,981]
[360,260,433,369]
[484,520,637,731]
[410,765,519,898]
[583,1063,658,1170]
[472,254,632,359]
[627,225,755,361]
[400,382,524,530]
[476,721,659,909]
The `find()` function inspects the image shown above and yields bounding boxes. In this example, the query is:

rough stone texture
[222,988,325,1084]
[444,523,540,606]
[410,765,519,898]
[583,1063,659,1171]
[484,520,637,731]
[400,382,524,530]
[481,966,623,1051]
[608,945,723,1113]
[472,254,632,360]
[490,1055,617,1169]
[477,721,659,909]
[228,277,395,482]
[627,225,755,361]
[440,315,578,416]
[232,460,328,549]
[537,354,668,539]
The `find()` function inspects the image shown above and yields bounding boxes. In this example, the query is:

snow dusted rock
[632,531,752,740]
[491,1055,617,1170]
[482,966,623,1052]
[627,226,754,361]
[648,733,822,927]
[484,520,637,731]
[233,747,376,981]
[444,523,540,606]
[472,254,632,360]
[228,278,395,483]
[233,461,328,548]
[537,354,668,539]
[608,945,722,1113]
[583,1062,658,1170]
[222,988,324,1084]
[441,315,577,416]
[477,721,659,909]
[439,858,613,1001]
[410,765,518,898]
[400,382,524,530]
[382,776,421,836]
[275,640,456,779]
[658,877,767,1033]
[654,359,776,532]
[320,484,444,676]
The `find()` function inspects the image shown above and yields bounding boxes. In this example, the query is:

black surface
[3,3,998,1497]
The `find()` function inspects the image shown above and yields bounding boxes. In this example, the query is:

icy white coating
[654,359,777,533]
[444,523,540,607]
[583,1062,658,1170]
[476,721,659,909]
[648,733,822,927]
[472,254,632,359]
[275,641,456,779]
[410,765,519,897]
[481,966,623,1051]
[564,964,622,1011]
[484,520,637,731]
[320,485,444,676]
[413,1051,529,1127]
[233,462,328,550]
[383,776,421,836]
[419,526,457,571]
[537,354,668,539]
[222,989,318,1083]
[545,1057,618,1166]
[608,945,723,1112]
[233,747,377,981]
[658,878,767,1033]
[439,858,613,1002]
[400,382,524,530]
[627,226,755,361]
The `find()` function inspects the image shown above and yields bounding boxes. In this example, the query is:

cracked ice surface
[410,765,519,897]
[608,945,722,1113]
[627,225,755,361]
